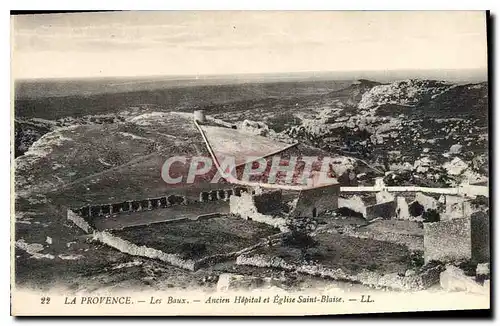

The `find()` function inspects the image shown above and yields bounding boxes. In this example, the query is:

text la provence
[64,296,183,305]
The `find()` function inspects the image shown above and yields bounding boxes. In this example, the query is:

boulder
[443,157,468,176]
[216,273,268,292]
[239,120,270,136]
[449,144,463,154]
[440,265,485,293]
[476,263,490,277]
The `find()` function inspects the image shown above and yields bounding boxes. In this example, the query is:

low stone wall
[67,186,245,233]
[342,227,424,252]
[236,253,441,291]
[230,192,288,231]
[198,188,237,203]
[93,230,197,270]
[93,228,281,271]
[73,194,190,220]
[71,186,242,223]
[67,209,94,234]
[193,235,283,270]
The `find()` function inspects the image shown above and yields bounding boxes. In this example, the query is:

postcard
[11,10,490,316]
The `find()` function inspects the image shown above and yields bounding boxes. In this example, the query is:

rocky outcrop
[440,265,486,293]
[358,79,453,111]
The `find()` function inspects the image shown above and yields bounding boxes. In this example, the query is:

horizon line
[13,67,488,82]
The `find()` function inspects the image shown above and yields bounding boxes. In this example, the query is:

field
[111,216,280,259]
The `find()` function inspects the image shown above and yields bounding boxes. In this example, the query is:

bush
[470,195,489,208]
[283,218,317,249]
[409,251,425,268]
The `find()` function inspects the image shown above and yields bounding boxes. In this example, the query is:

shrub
[283,217,317,249]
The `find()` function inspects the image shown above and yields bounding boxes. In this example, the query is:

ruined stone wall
[471,211,490,263]
[290,184,340,218]
[376,191,395,204]
[395,196,410,220]
[253,190,282,214]
[229,192,288,231]
[365,200,397,220]
[93,230,197,271]
[424,218,472,263]
[237,253,442,291]
[70,186,243,227]
[441,195,475,220]
[67,209,94,234]
[338,195,367,216]
[415,192,439,211]
[93,226,279,271]
[198,187,241,203]
[72,194,189,220]
[424,209,489,264]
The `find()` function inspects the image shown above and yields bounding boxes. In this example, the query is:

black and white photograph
[10,10,490,316]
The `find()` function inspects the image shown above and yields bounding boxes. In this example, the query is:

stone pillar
[194,110,207,123]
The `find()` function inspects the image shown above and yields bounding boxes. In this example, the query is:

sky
[11,11,488,79]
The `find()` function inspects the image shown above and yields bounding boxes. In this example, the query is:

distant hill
[14,79,352,120]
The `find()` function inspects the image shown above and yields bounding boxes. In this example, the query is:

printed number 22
[41,297,51,304]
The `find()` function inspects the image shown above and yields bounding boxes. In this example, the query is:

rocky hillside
[210,79,488,187]
[15,78,489,188]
